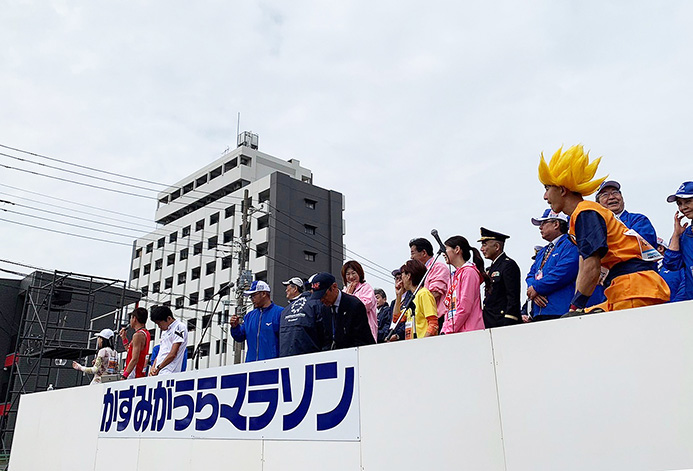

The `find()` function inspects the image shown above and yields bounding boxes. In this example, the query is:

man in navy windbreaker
[662,181,693,301]
[526,209,579,320]
[230,280,284,362]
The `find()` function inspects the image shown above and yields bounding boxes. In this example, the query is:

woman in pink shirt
[342,260,378,342]
[441,236,488,334]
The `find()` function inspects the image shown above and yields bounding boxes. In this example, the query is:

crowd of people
[79,146,691,382]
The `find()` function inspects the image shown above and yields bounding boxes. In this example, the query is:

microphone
[431,229,446,254]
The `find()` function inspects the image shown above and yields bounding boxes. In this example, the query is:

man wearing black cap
[311,272,375,349]
[595,180,658,248]
[479,227,521,328]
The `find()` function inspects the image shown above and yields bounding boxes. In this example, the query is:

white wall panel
[358,331,506,471]
[263,440,360,471]
[492,301,693,471]
[94,439,140,471]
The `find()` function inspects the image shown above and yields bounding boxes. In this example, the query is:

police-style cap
[478,227,510,242]
[666,181,693,203]
[595,180,621,200]
[309,273,336,300]
[531,209,569,226]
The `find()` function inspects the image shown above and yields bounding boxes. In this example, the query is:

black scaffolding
[0,270,141,456]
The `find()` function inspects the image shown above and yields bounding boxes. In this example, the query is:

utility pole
[233,189,252,364]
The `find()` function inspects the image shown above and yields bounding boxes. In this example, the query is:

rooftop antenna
[236,112,240,139]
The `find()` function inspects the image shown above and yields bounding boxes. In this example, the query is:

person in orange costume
[538,145,669,312]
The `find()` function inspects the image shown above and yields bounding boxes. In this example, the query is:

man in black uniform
[478,227,521,328]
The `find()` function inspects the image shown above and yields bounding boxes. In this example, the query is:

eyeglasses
[599,190,621,199]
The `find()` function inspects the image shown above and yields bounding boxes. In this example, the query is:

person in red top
[119,307,151,379]
[539,145,669,312]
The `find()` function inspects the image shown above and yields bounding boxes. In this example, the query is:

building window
[223,229,234,244]
[194,242,203,255]
[146,243,153,254]
[257,215,269,230]
[202,314,212,329]
[305,198,316,210]
[143,264,151,275]
[196,219,204,232]
[222,256,232,270]
[258,189,270,203]
[196,175,208,187]
[210,166,222,180]
[189,292,199,305]
[240,155,251,166]
[132,269,139,279]
[187,318,197,332]
[164,277,173,289]
[157,237,165,248]
[177,272,186,285]
[169,232,177,243]
[218,283,231,296]
[180,248,189,261]
[208,236,218,250]
[304,224,316,235]
[182,225,191,237]
[224,158,238,172]
[191,267,201,280]
[206,261,216,276]
[304,251,316,262]
[210,212,219,225]
[225,205,235,219]
[255,270,267,282]
[171,189,181,201]
[141,286,148,298]
[152,281,160,293]
[256,242,268,258]
[198,342,210,357]
[134,248,142,259]
[183,182,194,194]
[302,175,312,184]
[216,339,228,354]
[167,254,175,266]
[204,287,214,301]
[155,259,163,271]
[175,297,185,309]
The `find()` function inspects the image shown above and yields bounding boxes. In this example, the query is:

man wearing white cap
[282,277,304,304]
[595,180,658,248]
[230,280,284,362]
[525,209,580,320]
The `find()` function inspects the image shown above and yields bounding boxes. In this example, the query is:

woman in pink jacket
[441,236,488,334]
[342,260,378,342]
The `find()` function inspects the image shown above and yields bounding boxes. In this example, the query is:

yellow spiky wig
[538,145,607,196]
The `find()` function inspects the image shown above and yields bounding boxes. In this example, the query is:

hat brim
[244,289,269,295]
[667,193,693,203]
[310,289,328,301]
[531,218,545,226]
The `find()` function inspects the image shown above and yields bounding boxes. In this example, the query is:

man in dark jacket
[479,227,521,328]
[230,280,283,362]
[279,288,325,357]
[310,273,375,349]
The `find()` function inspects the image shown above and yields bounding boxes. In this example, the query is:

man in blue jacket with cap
[662,181,693,301]
[526,209,579,320]
[230,280,284,362]
[595,180,658,248]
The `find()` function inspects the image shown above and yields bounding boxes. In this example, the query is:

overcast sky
[1,1,692,300]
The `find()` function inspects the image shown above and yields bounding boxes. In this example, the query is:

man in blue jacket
[230,280,284,362]
[662,181,693,301]
[595,180,658,248]
[526,209,579,320]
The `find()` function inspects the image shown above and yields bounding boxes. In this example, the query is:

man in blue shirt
[595,180,658,248]
[230,280,283,362]
[662,181,693,301]
[526,209,579,320]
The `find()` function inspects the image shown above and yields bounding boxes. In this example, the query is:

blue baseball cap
[243,280,271,295]
[666,181,693,203]
[531,208,569,226]
[309,273,336,300]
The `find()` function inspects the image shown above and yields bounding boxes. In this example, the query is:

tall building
[129,132,345,369]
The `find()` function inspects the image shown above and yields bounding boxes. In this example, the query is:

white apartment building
[129,132,345,369]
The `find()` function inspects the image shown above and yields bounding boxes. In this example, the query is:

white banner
[98,349,360,441]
